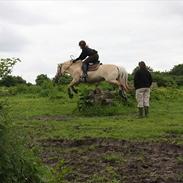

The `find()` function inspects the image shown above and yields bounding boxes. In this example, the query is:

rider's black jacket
[75,46,98,61]
[134,68,152,89]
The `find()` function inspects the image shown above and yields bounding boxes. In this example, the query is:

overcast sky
[0,0,183,83]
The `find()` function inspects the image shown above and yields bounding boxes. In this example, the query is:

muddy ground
[40,138,183,183]
[32,115,71,121]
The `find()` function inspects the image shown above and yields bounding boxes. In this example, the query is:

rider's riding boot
[138,107,144,118]
[144,106,149,117]
[82,63,88,82]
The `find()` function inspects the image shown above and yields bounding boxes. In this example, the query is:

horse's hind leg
[107,80,127,101]
[119,88,128,102]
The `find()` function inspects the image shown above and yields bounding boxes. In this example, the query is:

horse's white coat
[56,60,129,94]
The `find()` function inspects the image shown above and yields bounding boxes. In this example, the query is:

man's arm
[148,72,153,86]
[134,71,139,89]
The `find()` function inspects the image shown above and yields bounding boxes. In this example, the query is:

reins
[64,61,73,71]
[60,60,73,75]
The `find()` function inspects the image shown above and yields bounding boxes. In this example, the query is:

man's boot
[138,107,144,118]
[144,106,149,117]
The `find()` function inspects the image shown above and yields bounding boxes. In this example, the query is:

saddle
[88,61,101,71]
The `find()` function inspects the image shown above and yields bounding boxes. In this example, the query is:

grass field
[6,86,183,182]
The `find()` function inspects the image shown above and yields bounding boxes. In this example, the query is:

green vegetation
[0,99,53,183]
[6,85,182,141]
[131,63,183,87]
[0,58,183,182]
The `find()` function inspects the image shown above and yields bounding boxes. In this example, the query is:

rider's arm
[74,49,87,62]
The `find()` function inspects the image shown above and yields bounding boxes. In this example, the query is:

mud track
[40,138,183,183]
[32,115,71,121]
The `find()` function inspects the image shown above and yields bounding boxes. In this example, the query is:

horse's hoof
[73,88,78,94]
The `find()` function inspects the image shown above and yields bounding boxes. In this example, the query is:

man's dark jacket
[134,68,153,90]
[75,47,98,61]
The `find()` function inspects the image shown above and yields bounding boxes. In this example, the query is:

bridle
[59,60,73,75]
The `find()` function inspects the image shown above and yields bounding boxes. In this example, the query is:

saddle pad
[88,64,100,71]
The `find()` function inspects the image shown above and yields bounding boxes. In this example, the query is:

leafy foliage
[55,74,72,85]
[0,75,26,87]
[77,88,134,116]
[35,74,50,86]
[152,72,177,87]
[0,100,51,183]
[0,58,21,79]
[170,64,183,76]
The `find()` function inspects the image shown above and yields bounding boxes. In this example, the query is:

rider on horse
[73,40,99,81]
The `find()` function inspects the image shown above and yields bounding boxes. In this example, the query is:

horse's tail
[117,66,130,91]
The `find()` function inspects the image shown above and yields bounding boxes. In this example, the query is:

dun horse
[55,60,129,100]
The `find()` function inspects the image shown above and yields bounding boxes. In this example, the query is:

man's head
[138,61,146,69]
[79,40,86,49]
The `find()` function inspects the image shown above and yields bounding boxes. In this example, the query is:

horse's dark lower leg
[119,89,128,102]
[68,87,73,98]
[71,86,78,94]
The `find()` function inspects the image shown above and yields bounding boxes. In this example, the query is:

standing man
[134,61,153,117]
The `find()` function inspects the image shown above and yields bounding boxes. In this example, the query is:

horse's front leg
[68,79,79,98]
[71,86,78,94]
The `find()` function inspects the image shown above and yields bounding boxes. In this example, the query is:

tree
[53,74,72,85]
[0,75,26,87]
[0,58,21,79]
[170,64,183,76]
[35,74,50,85]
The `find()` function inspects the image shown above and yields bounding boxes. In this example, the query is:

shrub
[0,100,52,183]
[8,85,42,96]
[170,64,183,76]
[151,87,183,101]
[152,72,177,87]
[77,88,135,116]
[36,74,50,86]
[173,75,183,86]
[56,74,72,85]
[0,75,26,87]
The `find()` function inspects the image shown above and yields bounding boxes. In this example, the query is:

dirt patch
[32,115,71,121]
[40,138,183,183]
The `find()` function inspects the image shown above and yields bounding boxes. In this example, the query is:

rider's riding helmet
[79,40,86,49]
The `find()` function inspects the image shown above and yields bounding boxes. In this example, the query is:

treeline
[1,64,182,88]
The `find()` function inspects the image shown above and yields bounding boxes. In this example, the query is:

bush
[8,85,41,96]
[170,64,183,76]
[0,75,26,87]
[56,74,72,85]
[151,87,183,101]
[77,88,135,116]
[173,75,183,86]
[36,74,50,86]
[0,100,52,183]
[152,72,177,87]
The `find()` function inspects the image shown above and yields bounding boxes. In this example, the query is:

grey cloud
[0,26,28,52]
[0,1,57,25]
[2,0,183,83]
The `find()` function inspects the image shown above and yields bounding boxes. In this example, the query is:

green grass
[2,86,183,182]
[6,87,183,143]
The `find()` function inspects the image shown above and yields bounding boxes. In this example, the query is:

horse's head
[54,60,73,81]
